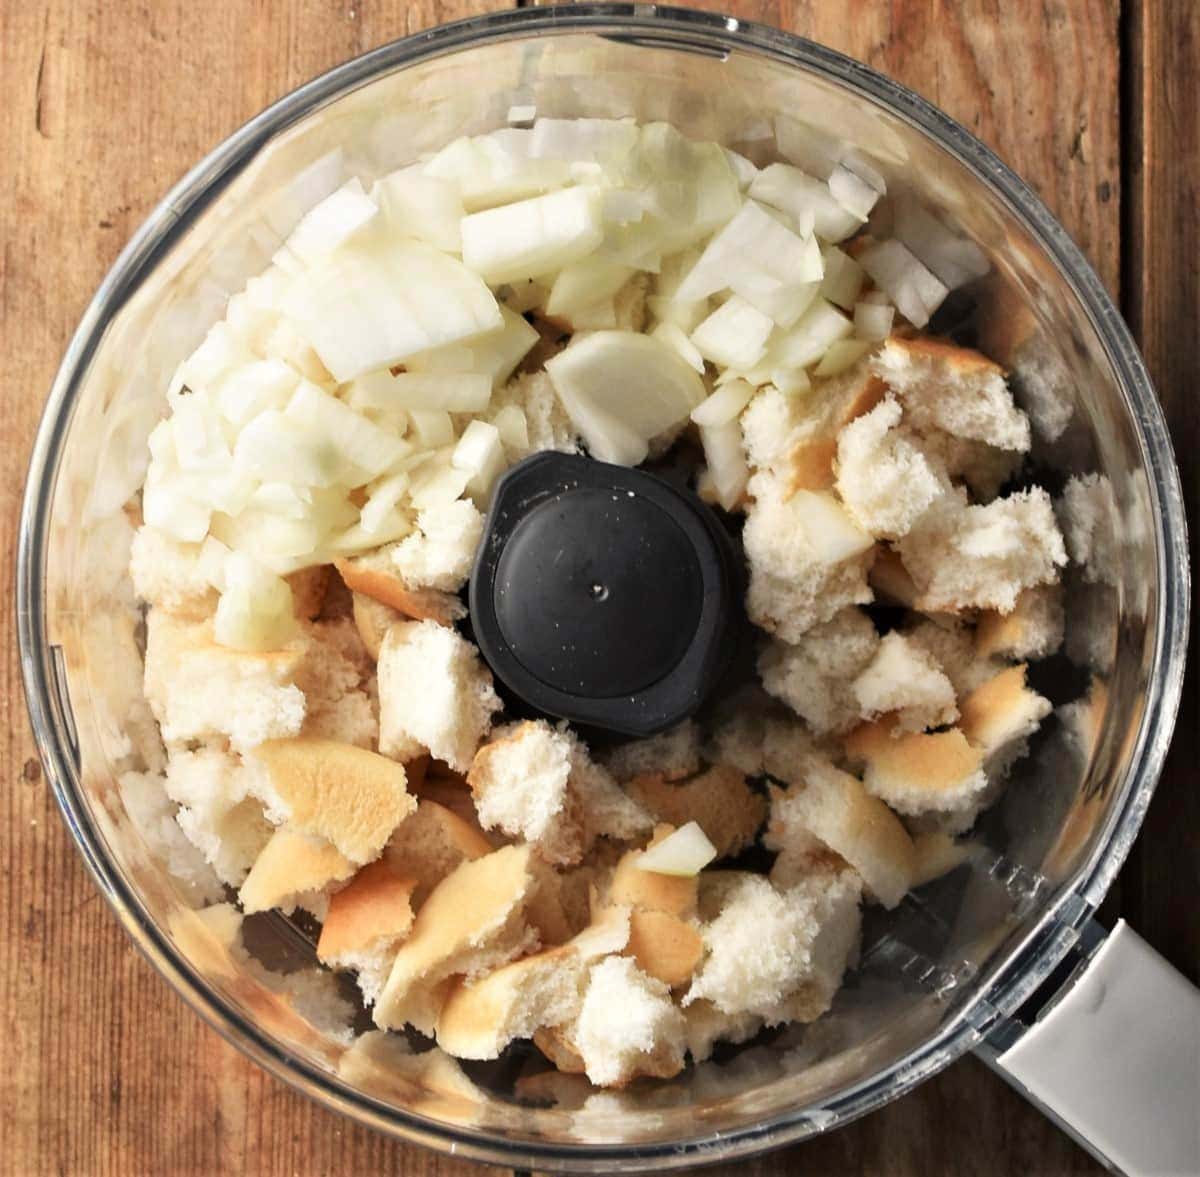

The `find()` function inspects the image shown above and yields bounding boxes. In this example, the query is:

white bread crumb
[602,721,702,783]
[377,620,501,771]
[239,827,355,915]
[682,1001,764,1064]
[872,336,1031,452]
[851,631,958,733]
[898,487,1067,613]
[903,616,1002,697]
[293,618,377,749]
[384,798,493,907]
[492,370,579,456]
[976,584,1065,661]
[352,592,402,660]
[337,551,466,627]
[389,499,484,593]
[914,428,1021,501]
[130,526,217,617]
[835,396,947,538]
[959,664,1052,775]
[625,765,765,859]
[759,607,879,735]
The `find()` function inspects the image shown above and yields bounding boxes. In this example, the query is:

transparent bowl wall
[18,7,1188,1171]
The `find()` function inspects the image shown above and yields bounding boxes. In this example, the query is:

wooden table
[2,2,1194,1173]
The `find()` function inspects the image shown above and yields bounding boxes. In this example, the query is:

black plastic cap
[470,452,741,736]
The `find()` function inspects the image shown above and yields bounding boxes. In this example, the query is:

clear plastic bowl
[17,5,1189,1170]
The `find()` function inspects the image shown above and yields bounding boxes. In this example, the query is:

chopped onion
[732,275,820,329]
[857,238,948,328]
[749,163,863,243]
[409,453,472,509]
[819,246,865,310]
[451,419,506,499]
[285,178,379,265]
[262,319,333,386]
[827,162,882,221]
[282,239,503,382]
[233,409,339,487]
[196,535,230,590]
[545,330,706,466]
[142,474,211,543]
[225,290,280,353]
[792,490,873,563]
[651,321,706,374]
[772,367,812,395]
[460,186,606,285]
[690,296,774,370]
[813,338,871,377]
[214,553,298,652]
[766,297,853,371]
[546,258,636,322]
[359,470,411,535]
[325,512,414,556]
[568,300,618,330]
[248,481,311,519]
[408,408,455,449]
[699,420,750,511]
[637,821,717,877]
[691,378,756,426]
[507,103,537,125]
[529,117,639,164]
[892,193,989,289]
[423,134,571,211]
[854,299,895,341]
[723,147,760,190]
[405,304,538,389]
[285,382,411,484]
[490,404,529,451]
[174,322,254,400]
[351,370,491,414]
[215,358,299,426]
[372,169,464,253]
[646,294,709,333]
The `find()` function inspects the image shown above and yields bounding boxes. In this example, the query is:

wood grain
[0,1,1187,1175]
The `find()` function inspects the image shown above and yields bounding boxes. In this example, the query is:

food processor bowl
[17,5,1191,1172]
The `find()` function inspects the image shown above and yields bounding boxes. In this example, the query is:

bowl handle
[974,919,1199,1175]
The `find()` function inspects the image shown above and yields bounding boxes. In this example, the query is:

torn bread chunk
[352,592,403,660]
[389,499,484,593]
[316,860,417,1005]
[683,1001,766,1065]
[912,428,1022,502]
[287,566,331,621]
[624,909,704,989]
[844,717,987,820]
[377,619,502,771]
[976,584,1065,661]
[1056,473,1118,585]
[759,607,879,736]
[384,798,493,907]
[602,720,702,783]
[336,551,466,627]
[468,720,651,866]
[625,765,765,859]
[903,616,1002,698]
[491,369,579,456]
[898,487,1067,614]
[869,545,919,606]
[872,336,1031,453]
[607,826,698,918]
[959,664,1052,775]
[835,396,948,538]
[239,828,355,916]
[910,831,972,887]
[766,758,916,909]
[435,905,630,1060]
[130,527,218,618]
[292,618,377,749]
[572,956,687,1087]
[744,471,874,642]
[850,631,958,733]
[373,844,540,1035]
[248,737,415,864]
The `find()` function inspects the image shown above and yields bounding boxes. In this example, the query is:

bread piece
[682,1001,765,1064]
[239,828,356,915]
[373,844,540,1034]
[782,437,838,495]
[904,617,1001,697]
[759,607,879,735]
[898,487,1068,614]
[316,860,417,1004]
[976,584,1064,661]
[572,956,687,1087]
[850,631,958,733]
[144,611,306,752]
[526,857,577,947]
[293,618,378,749]
[336,553,465,627]
[844,716,987,820]
[384,798,492,907]
[1057,473,1118,585]
[352,592,403,660]
[835,396,948,538]
[913,428,1021,501]
[286,565,331,621]
[389,499,484,593]
[624,909,704,989]
[249,737,415,864]
[625,766,765,859]
[130,527,217,618]
[959,664,1052,770]
[492,369,579,456]
[768,829,849,890]
[436,905,630,1060]
[602,721,702,783]
[872,336,1031,452]
[608,826,698,918]
[534,1025,588,1075]
[767,759,916,908]
[377,620,502,771]
[910,831,972,887]
[706,686,774,776]
[869,546,919,606]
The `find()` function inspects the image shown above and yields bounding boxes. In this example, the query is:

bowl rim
[16,4,1190,1170]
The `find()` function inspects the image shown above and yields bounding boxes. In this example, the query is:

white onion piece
[373,169,464,253]
[766,297,853,371]
[234,409,339,487]
[142,475,211,543]
[498,279,547,314]
[409,409,455,449]
[352,370,491,413]
[854,300,895,341]
[546,258,635,321]
[359,470,411,535]
[409,454,472,509]
[723,147,760,190]
[210,509,328,564]
[637,822,717,877]
[215,358,299,426]
[248,481,311,519]
[507,103,537,125]
[173,323,254,402]
[646,294,709,333]
[568,300,618,330]
[676,200,823,305]
[772,367,812,396]
[749,163,862,243]
[792,490,873,562]
[286,178,379,265]
[545,330,706,466]
[857,239,948,328]
[225,290,280,353]
[263,148,345,238]
[451,419,506,499]
[690,297,774,370]
[460,186,606,285]
[170,398,231,474]
[651,322,706,374]
[214,553,298,652]
[196,535,231,590]
[827,163,881,222]
[733,275,820,329]
[819,246,865,310]
[691,379,755,427]
[490,404,529,452]
[262,319,333,386]
[405,304,538,389]
[699,420,750,511]
[285,382,411,485]
[813,338,871,377]
[530,117,639,164]
[892,193,989,289]
[325,513,414,556]
[423,135,571,211]
[283,239,502,382]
